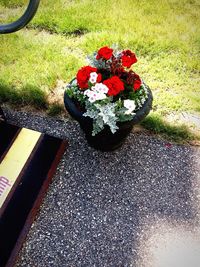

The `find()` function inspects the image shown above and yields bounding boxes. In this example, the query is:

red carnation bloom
[103,76,124,96]
[133,73,142,90]
[121,50,137,68]
[96,46,113,60]
[76,66,97,89]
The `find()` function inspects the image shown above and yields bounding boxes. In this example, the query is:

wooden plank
[0,128,41,208]
[5,140,67,267]
[0,122,68,267]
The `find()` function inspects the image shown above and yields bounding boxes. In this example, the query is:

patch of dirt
[47,80,67,106]
[25,25,89,38]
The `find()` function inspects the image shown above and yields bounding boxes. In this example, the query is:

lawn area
[0,0,200,142]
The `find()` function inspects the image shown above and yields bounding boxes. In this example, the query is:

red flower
[96,46,113,60]
[121,50,137,68]
[103,76,124,96]
[96,73,102,83]
[133,73,142,90]
[76,66,97,89]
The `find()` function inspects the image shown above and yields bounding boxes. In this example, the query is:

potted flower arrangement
[64,46,153,151]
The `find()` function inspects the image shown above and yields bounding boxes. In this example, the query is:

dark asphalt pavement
[3,108,200,267]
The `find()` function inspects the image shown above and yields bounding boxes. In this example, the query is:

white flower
[84,90,96,102]
[89,72,98,84]
[93,83,109,94]
[84,89,92,97]
[89,91,106,102]
[84,84,108,103]
[124,99,136,115]
[84,88,107,103]
[95,92,107,101]
[87,91,97,102]
[89,95,97,103]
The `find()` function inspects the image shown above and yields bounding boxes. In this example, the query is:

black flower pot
[64,85,153,151]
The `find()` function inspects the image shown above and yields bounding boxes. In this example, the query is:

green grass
[0,0,200,142]
[47,103,64,116]
[141,113,199,143]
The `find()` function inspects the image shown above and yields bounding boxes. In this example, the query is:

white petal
[96,93,107,100]
[124,99,136,114]
[84,90,90,96]
[89,72,98,84]
[124,99,136,109]
[94,83,109,94]
[88,96,96,103]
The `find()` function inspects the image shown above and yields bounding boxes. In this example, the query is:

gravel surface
[3,108,200,267]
